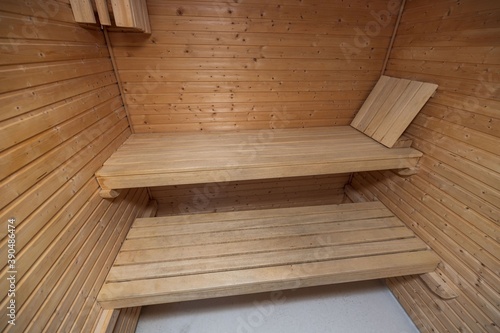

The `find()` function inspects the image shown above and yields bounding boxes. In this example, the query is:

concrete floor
[135,280,419,333]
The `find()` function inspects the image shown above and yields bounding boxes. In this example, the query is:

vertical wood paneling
[109,0,403,133]
[0,2,148,332]
[352,0,500,331]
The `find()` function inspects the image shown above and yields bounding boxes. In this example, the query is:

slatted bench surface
[96,126,422,194]
[97,201,440,309]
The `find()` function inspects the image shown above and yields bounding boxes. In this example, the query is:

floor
[135,280,419,333]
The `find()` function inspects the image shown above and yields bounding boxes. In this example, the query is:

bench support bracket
[396,167,419,177]
[100,189,120,199]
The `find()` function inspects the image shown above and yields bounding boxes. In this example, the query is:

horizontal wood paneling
[155,174,349,217]
[0,40,110,65]
[0,12,104,43]
[0,2,149,332]
[109,0,403,132]
[352,0,500,331]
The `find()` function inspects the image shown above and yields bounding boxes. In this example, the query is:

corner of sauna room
[1,0,498,332]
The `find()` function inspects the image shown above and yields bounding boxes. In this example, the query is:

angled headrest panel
[351,75,438,148]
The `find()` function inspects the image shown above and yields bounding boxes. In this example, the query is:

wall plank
[352,0,500,331]
[0,2,149,332]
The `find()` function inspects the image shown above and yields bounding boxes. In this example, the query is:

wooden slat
[98,202,439,308]
[350,75,438,147]
[115,44,385,60]
[110,238,429,283]
[350,74,393,131]
[115,55,384,69]
[111,0,151,33]
[69,0,96,23]
[145,14,392,35]
[111,0,133,27]
[118,226,413,264]
[363,78,413,136]
[119,69,379,83]
[143,0,397,22]
[95,0,112,25]
[94,309,119,333]
[112,307,142,333]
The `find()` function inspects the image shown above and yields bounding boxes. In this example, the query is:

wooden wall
[352,0,500,332]
[155,174,349,216]
[0,1,149,332]
[2,0,497,331]
[108,0,402,133]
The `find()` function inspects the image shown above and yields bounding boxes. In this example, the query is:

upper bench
[95,76,437,198]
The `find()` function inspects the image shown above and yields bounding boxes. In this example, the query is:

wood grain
[0,2,147,332]
[98,202,439,308]
[354,5,500,326]
[350,75,438,147]
[95,126,423,194]
[107,0,399,132]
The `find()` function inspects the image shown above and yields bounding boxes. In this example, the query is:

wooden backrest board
[350,75,438,148]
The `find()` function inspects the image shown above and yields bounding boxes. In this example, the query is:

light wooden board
[97,201,439,308]
[95,126,422,193]
[350,75,438,147]
[111,0,151,32]
[95,0,111,25]
[69,0,96,23]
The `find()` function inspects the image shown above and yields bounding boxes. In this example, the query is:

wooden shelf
[95,126,423,197]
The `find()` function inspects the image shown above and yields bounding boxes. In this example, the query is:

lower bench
[97,201,440,309]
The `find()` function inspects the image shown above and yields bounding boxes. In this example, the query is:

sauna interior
[1,0,498,332]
